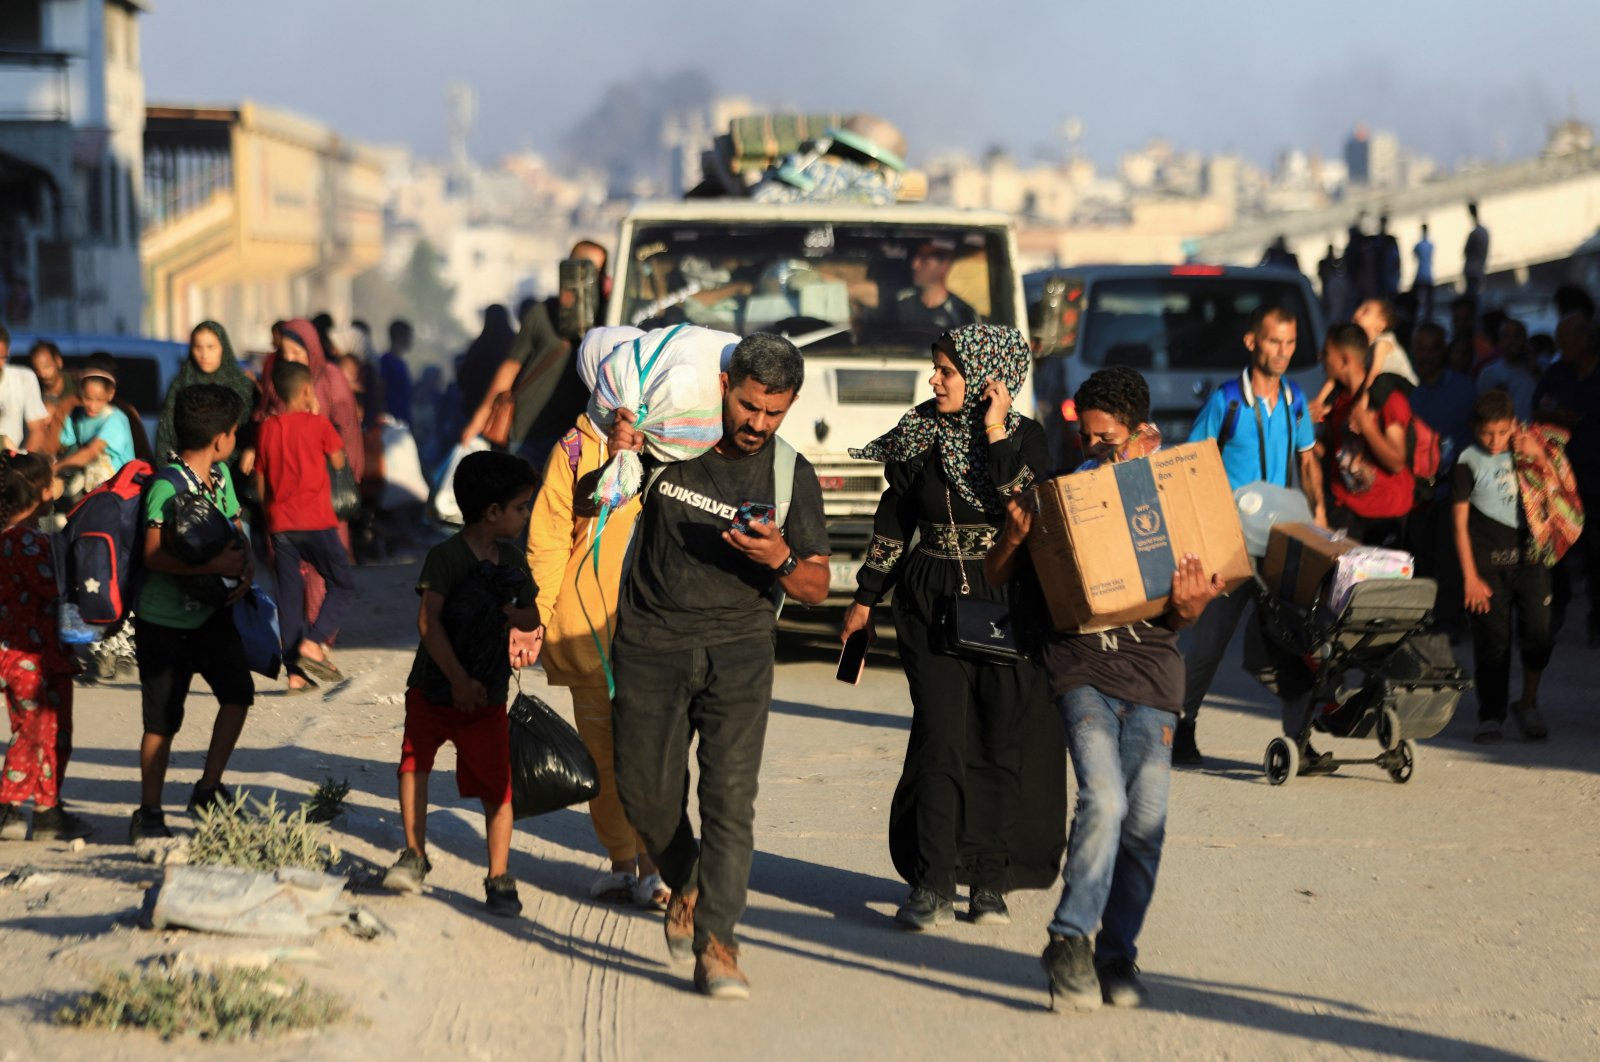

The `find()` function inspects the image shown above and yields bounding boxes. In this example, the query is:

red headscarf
[257,317,364,480]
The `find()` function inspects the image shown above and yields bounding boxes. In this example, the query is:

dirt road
[2,560,1596,1060]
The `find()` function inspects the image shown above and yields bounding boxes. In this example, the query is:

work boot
[664,888,698,965]
[895,886,955,931]
[1041,934,1101,1012]
[968,888,1011,925]
[128,806,173,844]
[382,848,432,893]
[1098,958,1146,1007]
[694,936,750,1001]
[1172,719,1203,767]
[31,805,93,842]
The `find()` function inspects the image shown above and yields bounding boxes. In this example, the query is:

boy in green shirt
[129,384,255,843]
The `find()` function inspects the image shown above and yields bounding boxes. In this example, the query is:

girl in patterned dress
[0,451,89,841]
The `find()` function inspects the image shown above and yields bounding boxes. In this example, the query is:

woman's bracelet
[985,423,1007,437]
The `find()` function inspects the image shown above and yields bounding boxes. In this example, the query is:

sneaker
[693,937,750,1001]
[484,874,522,918]
[1298,744,1340,776]
[968,888,1010,925]
[31,805,92,842]
[587,870,637,903]
[632,873,671,911]
[128,806,173,844]
[0,804,26,842]
[1172,719,1203,767]
[187,783,233,815]
[1474,718,1504,744]
[895,886,955,932]
[1041,934,1102,1012]
[663,888,698,965]
[1512,701,1549,741]
[1098,958,1146,1008]
[382,848,432,893]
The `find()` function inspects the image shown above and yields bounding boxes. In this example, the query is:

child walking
[383,451,541,917]
[1454,391,1556,743]
[253,360,357,692]
[130,384,256,842]
[0,451,90,842]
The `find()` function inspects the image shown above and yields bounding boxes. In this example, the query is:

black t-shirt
[884,289,978,332]
[1041,620,1185,714]
[616,443,830,652]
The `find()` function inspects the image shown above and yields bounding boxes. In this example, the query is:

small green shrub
[305,777,351,824]
[187,790,339,873]
[56,966,349,1041]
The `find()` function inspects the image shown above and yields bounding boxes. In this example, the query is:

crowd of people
[0,251,1593,1011]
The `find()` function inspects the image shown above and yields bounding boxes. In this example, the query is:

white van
[608,200,1028,599]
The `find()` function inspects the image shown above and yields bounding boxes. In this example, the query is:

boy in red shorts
[382,451,541,916]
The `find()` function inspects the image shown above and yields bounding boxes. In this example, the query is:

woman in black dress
[842,324,1066,930]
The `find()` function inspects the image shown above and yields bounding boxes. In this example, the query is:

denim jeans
[1050,687,1173,965]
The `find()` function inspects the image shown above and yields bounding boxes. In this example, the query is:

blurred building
[0,0,146,333]
[1346,124,1401,188]
[140,101,386,346]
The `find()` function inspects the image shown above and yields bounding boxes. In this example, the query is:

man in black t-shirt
[607,333,830,1001]
[986,367,1223,1013]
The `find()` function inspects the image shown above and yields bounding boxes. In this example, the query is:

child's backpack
[1368,376,1442,504]
[59,459,156,627]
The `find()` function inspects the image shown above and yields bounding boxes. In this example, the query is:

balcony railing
[0,49,70,121]
[142,147,234,232]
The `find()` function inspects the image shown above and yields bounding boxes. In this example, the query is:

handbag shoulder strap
[944,485,972,597]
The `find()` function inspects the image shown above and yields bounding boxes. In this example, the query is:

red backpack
[59,460,156,626]
[1368,377,1442,503]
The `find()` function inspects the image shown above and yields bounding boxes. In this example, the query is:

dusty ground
[1,559,1597,1061]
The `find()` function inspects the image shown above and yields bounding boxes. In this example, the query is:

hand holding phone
[731,500,775,535]
[836,629,870,685]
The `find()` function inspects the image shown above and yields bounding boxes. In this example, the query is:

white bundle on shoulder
[586,324,740,509]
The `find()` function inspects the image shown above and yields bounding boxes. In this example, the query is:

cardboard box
[1262,523,1362,607]
[1028,441,1252,632]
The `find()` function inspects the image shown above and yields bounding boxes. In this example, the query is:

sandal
[633,873,671,911]
[588,870,637,902]
[296,650,344,685]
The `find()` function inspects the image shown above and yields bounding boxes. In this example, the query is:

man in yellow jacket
[526,334,670,909]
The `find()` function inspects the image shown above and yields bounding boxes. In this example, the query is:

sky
[142,0,1600,170]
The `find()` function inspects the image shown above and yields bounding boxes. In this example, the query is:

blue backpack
[1213,377,1307,488]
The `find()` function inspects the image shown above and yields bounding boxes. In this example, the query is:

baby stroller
[1249,576,1472,785]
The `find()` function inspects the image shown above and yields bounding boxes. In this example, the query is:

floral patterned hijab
[850,323,1030,515]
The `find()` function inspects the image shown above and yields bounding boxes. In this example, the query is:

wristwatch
[774,552,799,577]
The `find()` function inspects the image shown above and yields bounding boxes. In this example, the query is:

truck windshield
[621,222,1015,356]
[1075,277,1319,373]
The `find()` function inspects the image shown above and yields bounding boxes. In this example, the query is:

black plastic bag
[162,484,246,607]
[420,560,526,705]
[330,460,362,522]
[509,691,600,819]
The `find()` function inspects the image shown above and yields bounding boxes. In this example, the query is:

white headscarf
[577,326,645,390]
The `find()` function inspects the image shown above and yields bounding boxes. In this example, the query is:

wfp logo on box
[1128,503,1169,554]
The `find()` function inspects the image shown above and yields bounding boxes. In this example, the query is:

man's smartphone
[836,629,870,685]
[731,500,775,535]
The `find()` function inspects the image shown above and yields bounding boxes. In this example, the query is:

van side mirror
[1034,276,1082,357]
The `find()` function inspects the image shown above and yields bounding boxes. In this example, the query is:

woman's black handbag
[936,486,1023,664]
[329,460,362,522]
[508,689,601,818]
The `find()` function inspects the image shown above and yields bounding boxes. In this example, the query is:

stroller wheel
[1386,740,1417,784]
[1377,707,1403,751]
[1264,738,1299,786]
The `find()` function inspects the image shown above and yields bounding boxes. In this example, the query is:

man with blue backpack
[1174,305,1324,765]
